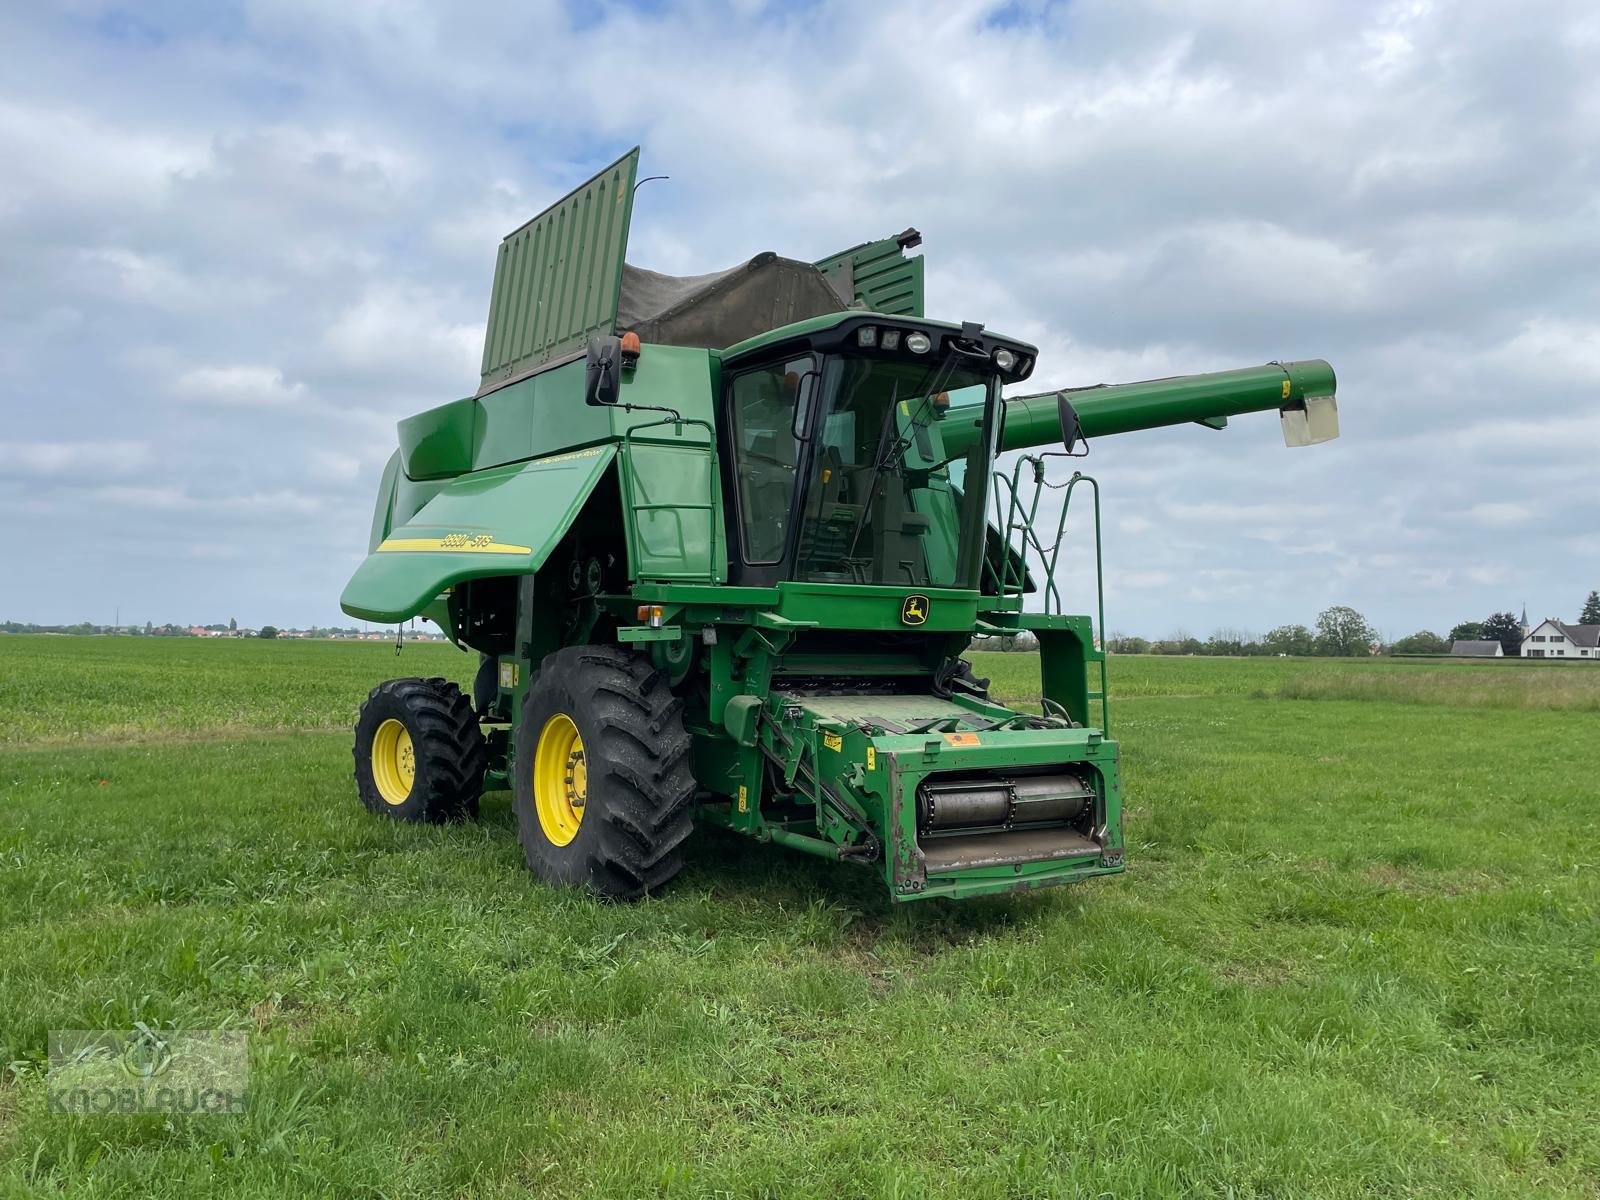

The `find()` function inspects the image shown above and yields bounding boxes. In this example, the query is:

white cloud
[307,449,362,483]
[1164,501,1332,524]
[0,440,153,479]
[172,365,307,408]
[1466,502,1533,528]
[1492,318,1600,384]
[91,485,189,511]
[76,248,195,308]
[92,485,323,516]
[0,99,205,215]
[322,284,480,382]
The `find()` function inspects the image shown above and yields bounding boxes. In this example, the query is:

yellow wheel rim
[534,713,587,846]
[371,718,416,805]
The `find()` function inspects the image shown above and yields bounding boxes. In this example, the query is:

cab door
[718,355,815,586]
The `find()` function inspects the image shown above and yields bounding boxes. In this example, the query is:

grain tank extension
[341,148,1341,902]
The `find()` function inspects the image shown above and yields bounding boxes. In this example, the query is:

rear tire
[513,646,694,900]
[354,677,487,822]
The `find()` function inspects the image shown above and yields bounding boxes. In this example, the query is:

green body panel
[607,343,719,428]
[340,446,616,623]
[774,583,977,632]
[461,346,721,475]
[478,148,638,394]
[814,232,924,316]
[398,398,478,480]
[472,360,604,470]
[366,451,402,552]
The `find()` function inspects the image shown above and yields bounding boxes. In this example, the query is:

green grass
[0,636,477,744]
[2,637,1597,1197]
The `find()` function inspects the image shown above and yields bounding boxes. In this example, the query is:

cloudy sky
[2,0,1596,638]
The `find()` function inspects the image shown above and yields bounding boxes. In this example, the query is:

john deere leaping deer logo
[901,594,930,626]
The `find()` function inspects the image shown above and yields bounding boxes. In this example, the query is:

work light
[906,332,932,354]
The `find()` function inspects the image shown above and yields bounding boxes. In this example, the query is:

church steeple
[1520,603,1529,633]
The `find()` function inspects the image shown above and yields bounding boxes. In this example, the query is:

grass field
[2,636,1598,1197]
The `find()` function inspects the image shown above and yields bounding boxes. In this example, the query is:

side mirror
[585,335,622,406]
[1056,393,1083,455]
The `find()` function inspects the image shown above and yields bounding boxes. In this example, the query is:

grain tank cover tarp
[615,253,846,350]
[340,446,617,624]
[478,149,639,397]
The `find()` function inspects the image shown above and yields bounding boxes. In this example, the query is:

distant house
[1522,619,1600,660]
[1451,640,1504,657]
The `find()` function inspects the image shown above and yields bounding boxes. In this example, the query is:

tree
[1315,606,1378,657]
[258,625,279,639]
[1480,611,1523,657]
[1448,621,1484,643]
[1582,591,1600,625]
[229,617,237,631]
[1263,624,1315,656]
[1389,630,1447,655]
[1207,628,1257,657]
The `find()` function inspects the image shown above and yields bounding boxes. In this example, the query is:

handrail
[989,455,1109,732]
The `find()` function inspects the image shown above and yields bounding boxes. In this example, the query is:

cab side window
[729,358,810,564]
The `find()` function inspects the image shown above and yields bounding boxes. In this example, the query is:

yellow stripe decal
[377,536,532,554]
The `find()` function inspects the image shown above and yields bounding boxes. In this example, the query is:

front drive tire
[513,646,694,901]
[354,677,487,823]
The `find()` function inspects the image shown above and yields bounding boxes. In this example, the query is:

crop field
[2,635,1598,1197]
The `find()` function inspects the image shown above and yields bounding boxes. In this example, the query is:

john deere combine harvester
[342,149,1340,902]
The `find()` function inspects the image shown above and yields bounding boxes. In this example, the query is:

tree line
[1101,591,1599,658]
[1104,605,1381,657]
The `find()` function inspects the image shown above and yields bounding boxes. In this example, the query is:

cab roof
[720,310,1040,383]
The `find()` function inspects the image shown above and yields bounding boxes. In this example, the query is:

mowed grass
[1,638,1597,1198]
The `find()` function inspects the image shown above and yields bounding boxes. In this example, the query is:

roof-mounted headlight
[994,348,1017,372]
[906,331,932,354]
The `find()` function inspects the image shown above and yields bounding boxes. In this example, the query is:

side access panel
[624,441,726,583]
[478,148,640,396]
[341,446,616,623]
[814,229,924,316]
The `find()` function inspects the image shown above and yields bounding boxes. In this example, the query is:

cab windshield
[789,356,997,588]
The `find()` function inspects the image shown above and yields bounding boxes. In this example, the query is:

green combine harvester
[341,148,1340,902]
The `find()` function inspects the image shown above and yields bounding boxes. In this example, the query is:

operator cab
[717,313,1037,590]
